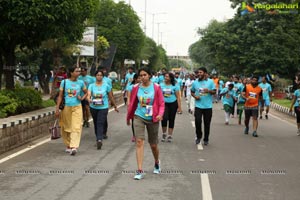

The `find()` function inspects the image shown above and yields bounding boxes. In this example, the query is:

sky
[115,0,237,56]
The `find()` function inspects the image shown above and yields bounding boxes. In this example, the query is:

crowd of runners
[55,64,299,180]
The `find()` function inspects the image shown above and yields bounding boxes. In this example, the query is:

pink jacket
[126,83,165,123]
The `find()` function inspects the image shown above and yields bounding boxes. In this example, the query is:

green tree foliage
[93,0,145,69]
[0,0,98,89]
[189,0,300,78]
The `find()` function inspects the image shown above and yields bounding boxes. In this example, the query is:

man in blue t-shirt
[259,75,272,119]
[78,67,95,128]
[191,67,216,146]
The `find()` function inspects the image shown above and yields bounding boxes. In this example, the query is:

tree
[0,0,98,89]
[93,0,145,71]
[189,0,300,78]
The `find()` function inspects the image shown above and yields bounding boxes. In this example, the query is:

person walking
[191,67,216,145]
[185,74,195,114]
[242,76,262,137]
[219,83,235,125]
[237,78,247,125]
[259,75,272,119]
[78,66,95,128]
[126,73,141,142]
[55,65,87,156]
[160,72,182,142]
[87,70,119,150]
[126,67,165,180]
[289,77,300,135]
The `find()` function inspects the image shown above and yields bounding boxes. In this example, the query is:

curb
[270,102,295,117]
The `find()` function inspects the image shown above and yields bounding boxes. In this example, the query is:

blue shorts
[259,99,270,107]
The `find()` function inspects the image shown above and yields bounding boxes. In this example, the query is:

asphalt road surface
[0,100,299,200]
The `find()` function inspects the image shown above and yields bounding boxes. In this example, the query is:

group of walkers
[54,64,282,180]
[54,65,118,156]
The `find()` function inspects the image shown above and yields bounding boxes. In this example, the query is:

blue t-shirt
[160,82,180,103]
[125,73,135,84]
[78,75,95,96]
[220,88,235,107]
[219,80,224,90]
[103,76,112,88]
[259,82,272,100]
[88,83,112,110]
[158,74,165,84]
[237,84,246,103]
[135,83,155,121]
[191,79,216,109]
[294,89,300,107]
[60,79,86,107]
[175,78,183,88]
[233,82,243,98]
[151,76,159,84]
[126,83,134,92]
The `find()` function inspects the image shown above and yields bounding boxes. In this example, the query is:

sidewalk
[0,94,55,128]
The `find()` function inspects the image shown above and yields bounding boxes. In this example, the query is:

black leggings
[295,107,300,123]
[161,101,178,128]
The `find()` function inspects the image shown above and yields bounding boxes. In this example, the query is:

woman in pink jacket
[127,67,165,180]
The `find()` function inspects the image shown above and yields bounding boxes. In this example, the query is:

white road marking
[197,144,203,150]
[191,121,195,127]
[268,113,296,127]
[0,139,51,164]
[201,173,213,200]
[0,104,125,164]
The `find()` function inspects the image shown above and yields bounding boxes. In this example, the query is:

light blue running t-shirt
[60,79,86,106]
[88,83,112,110]
[160,82,179,103]
[135,83,155,121]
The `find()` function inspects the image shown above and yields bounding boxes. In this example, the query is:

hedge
[0,87,43,118]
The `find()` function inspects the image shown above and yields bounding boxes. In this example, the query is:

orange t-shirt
[212,78,219,89]
[244,84,262,107]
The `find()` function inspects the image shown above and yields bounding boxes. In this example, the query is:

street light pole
[144,0,147,34]
[151,12,167,39]
[157,22,166,45]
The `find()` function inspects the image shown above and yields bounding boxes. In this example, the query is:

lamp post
[151,12,167,39]
[157,22,166,45]
[144,0,147,34]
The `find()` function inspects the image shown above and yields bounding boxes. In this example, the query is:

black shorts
[244,106,259,119]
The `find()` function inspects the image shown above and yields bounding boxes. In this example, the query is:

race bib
[249,92,257,99]
[145,105,153,116]
[163,88,172,97]
[92,98,104,106]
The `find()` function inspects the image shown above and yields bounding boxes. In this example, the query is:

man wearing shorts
[259,75,272,119]
[242,76,262,137]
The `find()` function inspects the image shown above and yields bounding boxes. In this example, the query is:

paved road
[0,101,299,200]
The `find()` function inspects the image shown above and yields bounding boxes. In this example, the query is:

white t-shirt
[185,79,194,96]
[225,81,233,88]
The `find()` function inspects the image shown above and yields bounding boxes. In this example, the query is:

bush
[0,88,43,117]
[0,94,18,118]
[112,81,122,91]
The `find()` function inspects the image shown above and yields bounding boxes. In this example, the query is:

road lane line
[191,121,195,127]
[0,138,51,164]
[201,173,213,200]
[197,144,203,150]
[0,104,126,164]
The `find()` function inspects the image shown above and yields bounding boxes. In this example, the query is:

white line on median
[201,173,213,200]
[0,104,125,164]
